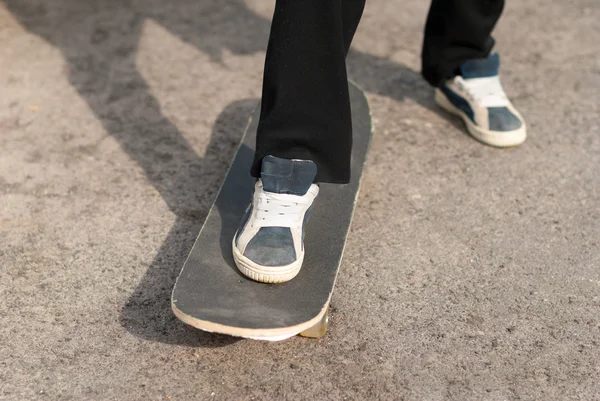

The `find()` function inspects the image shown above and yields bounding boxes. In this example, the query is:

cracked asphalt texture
[1,0,599,399]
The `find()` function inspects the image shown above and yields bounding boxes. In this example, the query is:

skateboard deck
[171,81,372,341]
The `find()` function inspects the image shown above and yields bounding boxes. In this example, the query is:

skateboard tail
[171,298,329,341]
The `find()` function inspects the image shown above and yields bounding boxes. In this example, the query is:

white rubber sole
[232,235,303,283]
[435,89,526,147]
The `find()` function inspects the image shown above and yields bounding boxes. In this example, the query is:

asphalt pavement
[1,0,599,399]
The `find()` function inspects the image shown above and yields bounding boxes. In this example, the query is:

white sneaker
[233,156,318,283]
[435,53,527,147]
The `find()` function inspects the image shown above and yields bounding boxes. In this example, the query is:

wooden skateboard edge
[171,297,330,341]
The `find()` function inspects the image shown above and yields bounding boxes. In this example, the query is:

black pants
[252,0,505,183]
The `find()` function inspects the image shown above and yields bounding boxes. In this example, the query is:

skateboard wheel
[299,310,328,338]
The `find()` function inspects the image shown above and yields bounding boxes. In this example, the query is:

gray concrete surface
[1,0,599,399]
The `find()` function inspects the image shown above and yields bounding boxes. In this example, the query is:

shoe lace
[255,190,313,228]
[456,76,509,108]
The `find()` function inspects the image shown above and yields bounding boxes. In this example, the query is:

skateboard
[171,81,372,341]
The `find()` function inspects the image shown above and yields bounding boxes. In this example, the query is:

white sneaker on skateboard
[233,155,318,283]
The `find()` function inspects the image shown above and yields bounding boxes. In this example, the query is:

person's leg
[251,0,365,184]
[342,0,367,56]
[421,0,504,87]
[238,0,366,283]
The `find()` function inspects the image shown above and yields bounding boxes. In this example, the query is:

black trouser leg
[422,0,505,87]
[252,0,366,184]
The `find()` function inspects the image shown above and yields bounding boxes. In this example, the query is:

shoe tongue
[459,53,500,79]
[261,155,317,195]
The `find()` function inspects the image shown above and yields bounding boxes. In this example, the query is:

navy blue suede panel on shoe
[261,155,317,196]
[244,227,297,266]
[440,85,475,122]
[488,107,522,131]
[460,53,500,79]
[236,205,253,246]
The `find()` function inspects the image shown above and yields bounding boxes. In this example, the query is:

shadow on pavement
[4,0,451,346]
